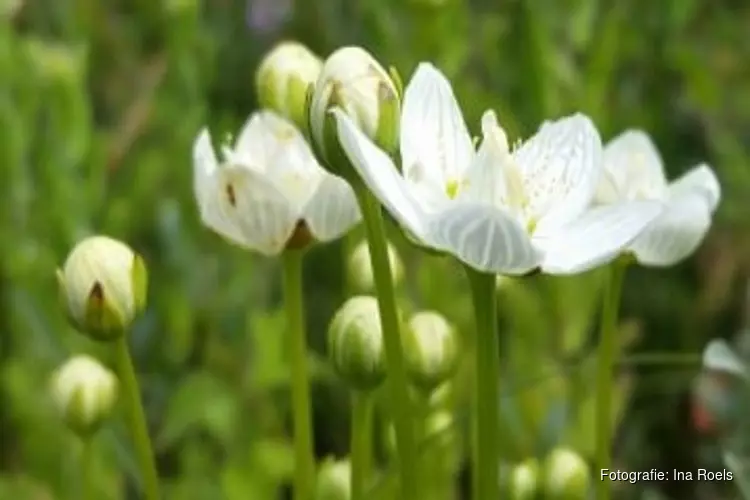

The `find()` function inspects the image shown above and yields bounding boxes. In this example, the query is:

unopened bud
[50,355,118,436]
[347,239,403,292]
[58,236,148,341]
[327,296,387,391]
[404,311,458,394]
[256,41,322,133]
[542,448,590,500]
[314,457,351,500]
[509,458,539,500]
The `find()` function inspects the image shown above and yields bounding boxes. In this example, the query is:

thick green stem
[354,187,419,499]
[114,337,160,500]
[465,266,501,500]
[282,249,315,500]
[350,391,374,500]
[80,437,94,500]
[594,261,628,500]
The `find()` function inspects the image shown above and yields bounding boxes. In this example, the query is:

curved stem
[355,187,419,499]
[80,437,94,500]
[114,337,160,500]
[282,249,315,500]
[594,261,628,500]
[464,265,500,500]
[350,391,374,500]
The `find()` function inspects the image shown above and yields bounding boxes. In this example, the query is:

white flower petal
[602,129,668,199]
[425,203,540,275]
[200,164,299,256]
[668,163,721,212]
[193,128,219,208]
[630,193,712,266]
[400,63,474,192]
[303,173,362,242]
[334,109,429,241]
[514,113,603,235]
[702,339,747,379]
[538,200,663,275]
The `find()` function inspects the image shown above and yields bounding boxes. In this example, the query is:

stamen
[445,179,460,200]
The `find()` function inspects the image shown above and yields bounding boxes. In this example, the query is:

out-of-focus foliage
[1,0,749,499]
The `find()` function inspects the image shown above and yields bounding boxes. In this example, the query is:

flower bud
[404,311,458,394]
[314,457,351,500]
[509,458,540,500]
[347,239,403,292]
[256,41,322,133]
[50,355,118,436]
[57,236,148,341]
[541,448,590,500]
[327,296,386,391]
[308,46,400,183]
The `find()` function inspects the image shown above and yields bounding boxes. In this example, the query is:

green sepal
[131,253,148,315]
[374,80,401,157]
[83,282,126,341]
[388,65,404,101]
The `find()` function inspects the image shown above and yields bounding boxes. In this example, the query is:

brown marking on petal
[285,219,314,250]
[225,182,237,207]
[89,281,104,303]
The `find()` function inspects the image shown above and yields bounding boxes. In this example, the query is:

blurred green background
[2,0,749,498]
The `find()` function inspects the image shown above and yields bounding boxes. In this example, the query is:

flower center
[445,179,460,200]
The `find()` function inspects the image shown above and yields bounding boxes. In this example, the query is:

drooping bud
[307,46,400,183]
[541,448,590,500]
[314,457,351,500]
[256,41,323,133]
[327,296,387,391]
[50,355,118,436]
[347,239,403,292]
[509,458,540,500]
[57,236,148,341]
[404,311,458,394]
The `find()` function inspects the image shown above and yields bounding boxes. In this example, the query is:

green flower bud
[347,239,403,292]
[314,457,351,500]
[542,448,590,500]
[404,311,458,394]
[308,46,400,183]
[50,355,118,437]
[509,458,540,500]
[57,236,148,341]
[256,41,323,133]
[327,296,386,391]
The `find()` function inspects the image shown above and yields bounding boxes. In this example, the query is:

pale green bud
[542,448,590,500]
[308,46,400,183]
[347,239,403,292]
[57,236,148,341]
[314,457,351,500]
[327,296,386,391]
[256,41,323,133]
[50,355,118,436]
[404,311,458,394]
[509,458,540,500]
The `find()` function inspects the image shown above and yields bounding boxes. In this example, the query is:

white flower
[333,63,663,275]
[597,130,721,266]
[193,110,361,255]
[702,339,748,380]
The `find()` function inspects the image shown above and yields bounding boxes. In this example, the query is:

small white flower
[50,355,118,435]
[333,63,662,275]
[702,339,748,380]
[597,130,721,266]
[193,111,361,255]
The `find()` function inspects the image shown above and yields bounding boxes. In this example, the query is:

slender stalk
[594,260,628,500]
[464,265,500,500]
[80,437,94,500]
[350,391,374,500]
[113,337,160,500]
[282,249,315,500]
[354,187,419,498]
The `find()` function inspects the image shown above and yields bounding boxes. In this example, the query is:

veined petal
[669,163,721,212]
[193,128,219,214]
[303,173,362,242]
[200,164,299,256]
[515,113,603,236]
[630,193,712,267]
[602,129,668,199]
[538,200,663,275]
[400,63,474,193]
[425,203,540,275]
[334,109,429,241]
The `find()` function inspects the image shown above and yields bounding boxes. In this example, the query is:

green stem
[350,391,374,500]
[464,266,500,500]
[114,337,160,500]
[594,261,628,500]
[80,437,94,500]
[354,187,419,499]
[282,249,316,500]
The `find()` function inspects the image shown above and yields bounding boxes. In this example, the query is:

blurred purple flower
[246,0,292,35]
